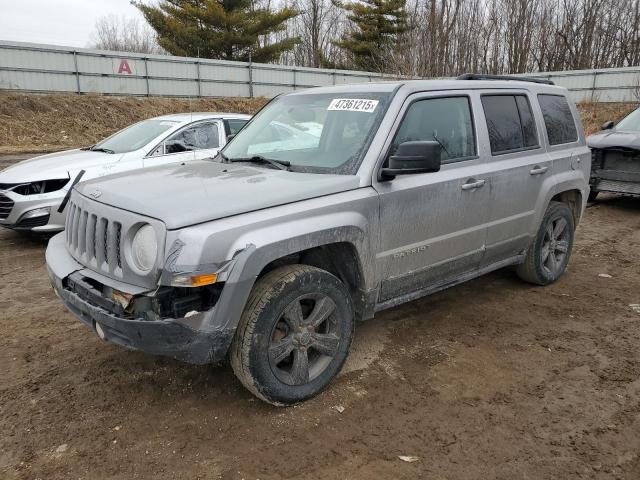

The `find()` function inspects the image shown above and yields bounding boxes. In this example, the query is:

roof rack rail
[456,73,554,85]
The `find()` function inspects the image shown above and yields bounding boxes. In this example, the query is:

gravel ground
[1,153,639,479]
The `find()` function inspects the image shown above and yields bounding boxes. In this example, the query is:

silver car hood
[587,130,640,151]
[0,149,122,183]
[76,160,361,229]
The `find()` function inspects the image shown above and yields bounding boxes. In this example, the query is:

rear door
[476,91,552,267]
[373,92,492,304]
[537,94,589,190]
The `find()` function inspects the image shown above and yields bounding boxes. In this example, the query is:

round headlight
[131,224,157,272]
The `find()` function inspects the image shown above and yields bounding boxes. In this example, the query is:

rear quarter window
[537,94,578,145]
[226,119,248,135]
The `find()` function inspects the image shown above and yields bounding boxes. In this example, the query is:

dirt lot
[1,159,640,480]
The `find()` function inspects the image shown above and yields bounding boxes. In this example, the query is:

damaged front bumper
[46,233,254,364]
[590,148,640,196]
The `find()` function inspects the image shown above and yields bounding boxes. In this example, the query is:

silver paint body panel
[46,80,590,362]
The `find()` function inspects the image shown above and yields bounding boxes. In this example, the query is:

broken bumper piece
[47,267,234,365]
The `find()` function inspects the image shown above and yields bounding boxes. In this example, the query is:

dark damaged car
[587,107,640,200]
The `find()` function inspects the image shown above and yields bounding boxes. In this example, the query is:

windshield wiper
[90,147,115,154]
[80,145,95,151]
[228,155,291,171]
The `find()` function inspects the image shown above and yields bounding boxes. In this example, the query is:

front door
[374,93,492,304]
[144,120,223,167]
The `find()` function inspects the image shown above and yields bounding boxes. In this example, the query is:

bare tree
[88,0,640,76]
[90,14,164,54]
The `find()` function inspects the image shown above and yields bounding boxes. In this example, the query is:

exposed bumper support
[46,232,257,364]
[50,273,233,364]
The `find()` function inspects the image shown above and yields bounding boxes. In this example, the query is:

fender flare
[209,224,371,334]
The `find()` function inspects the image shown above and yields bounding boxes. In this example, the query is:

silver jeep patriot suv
[47,75,590,405]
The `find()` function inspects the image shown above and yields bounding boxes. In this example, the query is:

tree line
[93,0,640,76]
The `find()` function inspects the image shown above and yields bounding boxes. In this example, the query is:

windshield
[94,119,179,153]
[615,108,640,132]
[222,92,392,174]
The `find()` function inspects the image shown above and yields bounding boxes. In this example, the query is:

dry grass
[0,93,636,154]
[0,93,268,154]
[577,101,637,135]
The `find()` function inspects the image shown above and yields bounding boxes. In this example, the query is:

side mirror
[602,120,614,130]
[381,141,442,179]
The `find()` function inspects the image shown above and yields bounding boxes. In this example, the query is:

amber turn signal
[189,273,218,287]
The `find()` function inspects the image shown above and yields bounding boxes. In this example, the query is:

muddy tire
[516,201,575,286]
[230,265,354,406]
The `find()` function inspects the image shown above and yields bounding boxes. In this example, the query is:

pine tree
[332,0,408,72]
[135,0,300,63]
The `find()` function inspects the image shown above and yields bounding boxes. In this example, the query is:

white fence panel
[0,40,638,101]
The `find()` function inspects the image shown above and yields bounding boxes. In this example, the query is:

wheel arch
[550,189,583,227]
[534,171,588,232]
[213,224,375,334]
[257,241,368,321]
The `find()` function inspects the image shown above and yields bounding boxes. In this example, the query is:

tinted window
[226,119,248,135]
[538,94,578,145]
[391,96,476,162]
[482,95,539,154]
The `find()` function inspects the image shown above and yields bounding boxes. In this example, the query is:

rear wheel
[516,201,575,285]
[230,265,354,406]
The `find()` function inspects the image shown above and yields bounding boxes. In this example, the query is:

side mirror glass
[381,141,442,179]
[602,120,614,130]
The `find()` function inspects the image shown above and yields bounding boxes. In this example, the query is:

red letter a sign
[117,59,132,74]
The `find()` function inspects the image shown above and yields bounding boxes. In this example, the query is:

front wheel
[230,265,354,406]
[516,201,575,285]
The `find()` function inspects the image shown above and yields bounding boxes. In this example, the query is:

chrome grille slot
[87,214,97,263]
[78,210,88,258]
[96,218,108,269]
[0,194,14,220]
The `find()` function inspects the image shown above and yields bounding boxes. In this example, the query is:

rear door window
[537,94,578,145]
[481,94,539,154]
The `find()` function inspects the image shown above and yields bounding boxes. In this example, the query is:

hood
[76,160,361,229]
[587,130,640,151]
[0,149,122,184]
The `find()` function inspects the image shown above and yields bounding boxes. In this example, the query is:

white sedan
[0,112,250,232]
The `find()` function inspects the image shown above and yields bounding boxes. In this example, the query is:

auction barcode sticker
[328,98,379,113]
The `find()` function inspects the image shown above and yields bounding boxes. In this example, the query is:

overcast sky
[0,0,146,47]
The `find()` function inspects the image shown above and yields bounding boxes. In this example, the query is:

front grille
[65,200,123,277]
[15,214,50,229]
[0,193,14,220]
